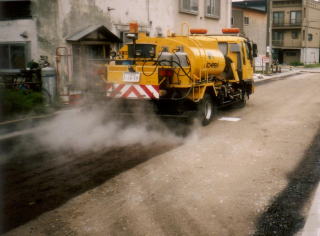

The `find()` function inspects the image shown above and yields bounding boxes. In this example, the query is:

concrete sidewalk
[253,69,302,83]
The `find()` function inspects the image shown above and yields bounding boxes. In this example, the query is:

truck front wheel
[197,94,217,126]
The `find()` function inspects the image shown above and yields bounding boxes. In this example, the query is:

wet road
[2,72,320,235]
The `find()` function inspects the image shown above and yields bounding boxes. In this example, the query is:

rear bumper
[105,83,159,99]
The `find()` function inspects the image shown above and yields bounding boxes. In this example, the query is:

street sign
[262,56,270,63]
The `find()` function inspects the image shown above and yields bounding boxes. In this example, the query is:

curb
[0,113,57,136]
[299,70,320,73]
[0,113,54,126]
[254,71,302,84]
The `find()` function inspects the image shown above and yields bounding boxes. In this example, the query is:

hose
[140,52,194,100]
[141,50,164,76]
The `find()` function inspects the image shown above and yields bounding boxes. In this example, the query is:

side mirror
[253,43,258,58]
[125,33,138,40]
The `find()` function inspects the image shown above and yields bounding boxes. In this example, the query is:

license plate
[123,72,140,82]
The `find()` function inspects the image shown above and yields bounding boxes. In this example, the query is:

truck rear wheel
[197,94,217,126]
[235,91,247,108]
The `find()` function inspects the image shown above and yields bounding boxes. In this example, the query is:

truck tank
[135,35,226,79]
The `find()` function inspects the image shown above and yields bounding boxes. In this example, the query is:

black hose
[140,52,194,100]
[141,50,164,76]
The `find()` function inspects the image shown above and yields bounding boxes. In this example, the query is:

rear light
[159,69,174,77]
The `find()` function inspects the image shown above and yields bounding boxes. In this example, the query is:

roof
[66,25,121,43]
[232,0,267,13]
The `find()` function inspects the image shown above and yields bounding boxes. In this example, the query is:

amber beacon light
[190,28,208,34]
[129,22,139,33]
[222,28,240,34]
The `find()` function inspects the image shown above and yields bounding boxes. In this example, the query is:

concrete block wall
[301,48,319,64]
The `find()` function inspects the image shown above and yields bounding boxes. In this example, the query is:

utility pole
[266,0,273,73]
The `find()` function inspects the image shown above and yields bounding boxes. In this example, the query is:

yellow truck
[104,26,257,125]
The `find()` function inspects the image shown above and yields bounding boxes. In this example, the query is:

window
[273,12,284,26]
[0,43,28,70]
[231,17,234,26]
[229,43,242,70]
[205,0,220,19]
[241,42,246,65]
[272,31,283,40]
[86,45,110,60]
[308,33,313,41]
[244,16,249,25]
[292,31,299,39]
[230,43,240,53]
[272,31,284,46]
[0,0,32,20]
[273,0,301,6]
[290,11,302,25]
[218,42,228,56]
[180,0,199,15]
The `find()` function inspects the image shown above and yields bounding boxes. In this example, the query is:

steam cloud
[36,104,187,153]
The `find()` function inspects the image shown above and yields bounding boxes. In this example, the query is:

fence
[0,69,42,91]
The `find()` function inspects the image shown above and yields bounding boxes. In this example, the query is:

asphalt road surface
[1,72,320,236]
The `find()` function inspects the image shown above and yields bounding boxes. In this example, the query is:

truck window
[218,42,228,56]
[230,43,240,53]
[241,42,246,65]
[229,43,242,71]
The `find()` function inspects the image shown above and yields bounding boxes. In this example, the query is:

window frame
[0,0,32,21]
[0,42,30,72]
[179,0,199,15]
[272,31,284,41]
[273,11,284,26]
[291,30,299,39]
[290,11,302,25]
[244,16,249,25]
[205,0,220,19]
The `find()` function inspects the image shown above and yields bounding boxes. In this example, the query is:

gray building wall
[232,7,267,69]
[232,9,244,33]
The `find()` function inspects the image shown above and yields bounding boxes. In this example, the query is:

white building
[0,0,232,91]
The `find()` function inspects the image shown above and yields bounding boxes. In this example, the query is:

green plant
[0,89,46,120]
[304,63,320,68]
[290,62,304,66]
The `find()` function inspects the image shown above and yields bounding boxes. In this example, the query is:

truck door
[240,41,254,80]
[228,43,242,80]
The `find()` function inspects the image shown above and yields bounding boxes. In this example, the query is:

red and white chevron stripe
[106,83,159,99]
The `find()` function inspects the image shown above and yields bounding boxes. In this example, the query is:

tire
[235,90,247,108]
[197,94,217,126]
